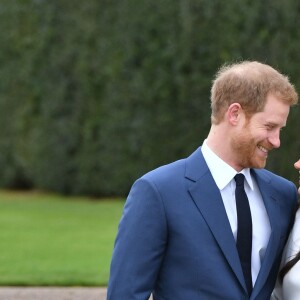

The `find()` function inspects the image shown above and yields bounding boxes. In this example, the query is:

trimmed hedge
[0,0,299,196]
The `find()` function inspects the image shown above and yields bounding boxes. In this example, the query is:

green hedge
[0,0,299,196]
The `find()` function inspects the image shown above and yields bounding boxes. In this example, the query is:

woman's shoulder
[286,209,300,257]
[293,209,300,235]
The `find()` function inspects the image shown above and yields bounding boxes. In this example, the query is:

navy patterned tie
[234,174,253,295]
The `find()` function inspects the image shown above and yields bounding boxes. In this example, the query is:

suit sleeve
[107,178,168,300]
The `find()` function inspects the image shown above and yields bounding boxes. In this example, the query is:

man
[107,61,299,299]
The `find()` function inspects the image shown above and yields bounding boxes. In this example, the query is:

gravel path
[0,287,153,300]
[0,287,107,300]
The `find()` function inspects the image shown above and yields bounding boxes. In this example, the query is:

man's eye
[266,124,275,130]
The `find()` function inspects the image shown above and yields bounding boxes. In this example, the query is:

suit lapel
[185,148,246,291]
[250,170,282,298]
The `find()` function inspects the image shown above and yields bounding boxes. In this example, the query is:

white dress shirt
[271,209,300,300]
[201,140,271,285]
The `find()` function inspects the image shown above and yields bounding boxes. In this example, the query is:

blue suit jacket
[107,147,298,300]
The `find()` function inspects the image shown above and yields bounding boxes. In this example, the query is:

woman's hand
[294,159,300,194]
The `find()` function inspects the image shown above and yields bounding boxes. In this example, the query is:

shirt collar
[201,140,254,191]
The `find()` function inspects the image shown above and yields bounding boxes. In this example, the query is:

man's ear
[226,103,243,125]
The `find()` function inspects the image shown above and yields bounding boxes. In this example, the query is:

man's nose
[268,130,281,148]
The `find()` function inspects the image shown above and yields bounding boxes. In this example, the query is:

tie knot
[234,174,245,186]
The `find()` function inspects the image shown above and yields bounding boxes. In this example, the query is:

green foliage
[0,0,299,196]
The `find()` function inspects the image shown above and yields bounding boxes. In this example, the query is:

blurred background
[0,0,300,197]
[0,0,300,287]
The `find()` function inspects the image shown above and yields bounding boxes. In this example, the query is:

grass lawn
[0,190,124,286]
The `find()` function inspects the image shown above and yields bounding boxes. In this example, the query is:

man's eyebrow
[265,122,276,126]
[265,122,286,128]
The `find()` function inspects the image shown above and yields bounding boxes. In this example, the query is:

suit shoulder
[141,158,186,184]
[256,168,294,185]
[254,168,297,196]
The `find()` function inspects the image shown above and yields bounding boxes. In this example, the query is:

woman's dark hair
[279,202,300,282]
[279,251,300,282]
